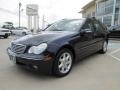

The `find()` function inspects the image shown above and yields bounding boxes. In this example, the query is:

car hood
[13,31,77,46]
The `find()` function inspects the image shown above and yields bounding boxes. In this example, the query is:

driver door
[75,19,95,59]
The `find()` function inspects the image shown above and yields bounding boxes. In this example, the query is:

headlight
[28,43,47,54]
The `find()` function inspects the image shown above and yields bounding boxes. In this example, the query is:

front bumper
[0,32,11,36]
[7,48,54,74]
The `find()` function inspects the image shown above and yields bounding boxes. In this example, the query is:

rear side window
[93,19,109,34]
[93,20,103,32]
[82,19,94,32]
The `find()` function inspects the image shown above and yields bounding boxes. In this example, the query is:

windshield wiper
[52,29,63,31]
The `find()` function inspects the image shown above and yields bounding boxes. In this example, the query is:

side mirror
[80,30,86,36]
[80,29,92,36]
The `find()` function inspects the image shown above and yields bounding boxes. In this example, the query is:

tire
[53,48,73,77]
[4,34,8,38]
[99,40,108,54]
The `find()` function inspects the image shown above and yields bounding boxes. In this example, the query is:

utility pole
[19,2,22,28]
[42,15,45,29]
[111,0,116,26]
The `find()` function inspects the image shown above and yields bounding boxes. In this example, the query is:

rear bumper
[7,48,54,74]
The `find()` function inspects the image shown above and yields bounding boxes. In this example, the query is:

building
[80,0,120,27]
[80,0,96,18]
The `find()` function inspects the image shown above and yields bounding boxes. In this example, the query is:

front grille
[11,43,26,54]
[1,30,9,32]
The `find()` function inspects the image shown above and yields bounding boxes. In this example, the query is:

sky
[0,0,92,26]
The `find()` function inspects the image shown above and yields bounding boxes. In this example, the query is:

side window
[82,20,93,32]
[93,20,102,32]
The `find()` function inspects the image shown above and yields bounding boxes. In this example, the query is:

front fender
[47,42,71,56]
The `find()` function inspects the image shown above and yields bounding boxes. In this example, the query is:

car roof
[63,17,98,22]
[60,18,86,21]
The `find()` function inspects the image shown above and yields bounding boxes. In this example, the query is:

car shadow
[15,65,57,80]
[72,53,101,71]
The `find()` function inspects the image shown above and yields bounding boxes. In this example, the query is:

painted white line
[108,54,120,62]
[107,48,120,62]
[109,48,120,55]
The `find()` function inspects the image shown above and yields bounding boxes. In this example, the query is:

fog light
[33,65,38,69]
[43,54,53,61]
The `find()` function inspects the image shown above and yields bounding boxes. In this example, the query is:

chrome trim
[11,43,26,54]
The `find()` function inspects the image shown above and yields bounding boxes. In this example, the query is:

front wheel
[99,40,108,53]
[53,48,73,77]
[4,34,8,38]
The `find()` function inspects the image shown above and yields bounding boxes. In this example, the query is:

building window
[96,0,114,16]
[116,0,120,4]
[105,6,113,14]
[103,16,112,27]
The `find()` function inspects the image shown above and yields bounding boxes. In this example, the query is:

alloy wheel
[103,41,107,52]
[58,52,72,74]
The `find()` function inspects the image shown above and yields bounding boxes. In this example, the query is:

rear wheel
[99,40,108,53]
[53,48,73,77]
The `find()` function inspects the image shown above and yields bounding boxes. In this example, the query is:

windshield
[45,19,84,31]
[15,27,27,30]
[15,28,23,30]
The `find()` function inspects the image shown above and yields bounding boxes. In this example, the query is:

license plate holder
[9,55,16,63]
[8,49,16,64]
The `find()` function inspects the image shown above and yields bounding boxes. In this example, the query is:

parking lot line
[108,54,120,62]
[109,48,120,55]
[107,48,120,62]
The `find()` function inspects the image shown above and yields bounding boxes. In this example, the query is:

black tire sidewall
[103,40,108,52]
[53,48,73,77]
[99,40,108,53]
[4,34,8,38]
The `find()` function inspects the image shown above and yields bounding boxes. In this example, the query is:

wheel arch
[56,44,76,62]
